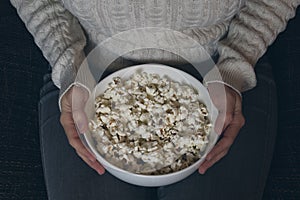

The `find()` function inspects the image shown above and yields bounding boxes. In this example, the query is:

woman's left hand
[199,82,245,174]
[60,86,105,175]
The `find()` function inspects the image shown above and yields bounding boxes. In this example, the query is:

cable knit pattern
[10,0,300,101]
[10,0,86,98]
[204,0,300,92]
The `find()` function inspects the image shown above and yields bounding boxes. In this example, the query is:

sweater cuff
[54,51,86,111]
[203,59,257,93]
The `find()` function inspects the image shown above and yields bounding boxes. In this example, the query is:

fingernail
[199,168,205,175]
[98,169,105,175]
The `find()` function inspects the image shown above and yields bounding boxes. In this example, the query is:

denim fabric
[156,57,277,200]
[262,8,300,198]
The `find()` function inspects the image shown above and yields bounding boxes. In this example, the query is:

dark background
[0,1,299,199]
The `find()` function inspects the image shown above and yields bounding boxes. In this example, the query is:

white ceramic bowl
[82,64,219,187]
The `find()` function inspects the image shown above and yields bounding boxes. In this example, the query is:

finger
[199,120,243,173]
[66,124,96,162]
[198,128,238,174]
[72,85,89,102]
[233,93,243,113]
[199,150,227,174]
[67,134,96,163]
[60,113,97,162]
[210,123,241,159]
[214,111,233,135]
[60,112,76,134]
[207,82,227,109]
[60,112,81,139]
[72,86,89,133]
[233,109,245,129]
[72,137,97,162]
[77,152,105,175]
[73,108,89,134]
[205,135,232,162]
[198,141,227,174]
[214,112,225,135]
[223,117,244,140]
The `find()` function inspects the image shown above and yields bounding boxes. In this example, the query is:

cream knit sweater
[10,0,300,99]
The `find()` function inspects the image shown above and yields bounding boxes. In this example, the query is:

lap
[159,57,278,200]
[39,78,157,200]
[39,57,277,200]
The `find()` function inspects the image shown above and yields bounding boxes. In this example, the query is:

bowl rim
[83,63,219,177]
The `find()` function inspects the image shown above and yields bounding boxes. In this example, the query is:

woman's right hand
[60,86,105,175]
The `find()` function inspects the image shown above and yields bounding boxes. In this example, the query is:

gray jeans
[39,55,277,200]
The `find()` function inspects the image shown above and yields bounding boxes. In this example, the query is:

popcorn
[96,106,111,114]
[89,71,211,175]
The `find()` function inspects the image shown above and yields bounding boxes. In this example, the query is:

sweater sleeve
[204,0,300,93]
[10,0,86,102]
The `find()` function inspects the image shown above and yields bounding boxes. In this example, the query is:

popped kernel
[89,71,211,175]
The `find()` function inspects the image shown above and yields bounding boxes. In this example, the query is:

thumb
[214,112,226,135]
[72,85,89,133]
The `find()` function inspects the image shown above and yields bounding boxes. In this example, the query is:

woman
[11,0,299,199]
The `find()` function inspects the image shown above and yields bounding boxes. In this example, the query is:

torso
[62,0,243,35]
[61,0,244,62]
